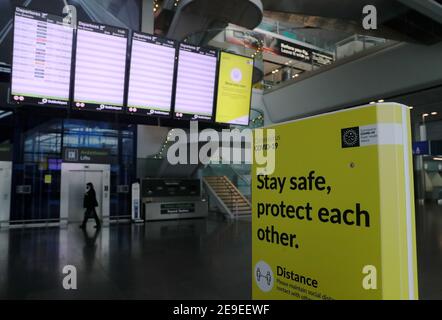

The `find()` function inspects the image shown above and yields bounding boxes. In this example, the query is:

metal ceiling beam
[397,0,442,24]
[167,0,263,41]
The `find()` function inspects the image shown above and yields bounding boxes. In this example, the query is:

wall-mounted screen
[215,52,254,126]
[73,21,128,112]
[174,43,217,121]
[127,32,176,117]
[10,7,73,107]
[0,0,142,66]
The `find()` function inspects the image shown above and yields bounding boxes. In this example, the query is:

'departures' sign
[252,103,418,300]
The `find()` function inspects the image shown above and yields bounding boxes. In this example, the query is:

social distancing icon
[254,261,274,292]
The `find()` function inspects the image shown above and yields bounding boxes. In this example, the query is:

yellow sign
[44,174,52,184]
[215,52,253,125]
[252,103,418,300]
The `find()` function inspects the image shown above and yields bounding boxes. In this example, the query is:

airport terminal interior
[0,0,442,300]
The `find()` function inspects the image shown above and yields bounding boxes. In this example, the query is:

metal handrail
[207,158,251,188]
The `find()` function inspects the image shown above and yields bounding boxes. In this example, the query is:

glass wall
[5,112,136,224]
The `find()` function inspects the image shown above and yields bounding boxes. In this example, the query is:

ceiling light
[433,157,442,161]
[409,106,413,110]
[431,112,438,115]
[378,99,384,103]
[423,113,429,117]
[369,102,376,104]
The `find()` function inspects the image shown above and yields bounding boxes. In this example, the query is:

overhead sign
[276,39,334,66]
[11,7,74,107]
[215,52,254,126]
[62,147,115,164]
[252,103,418,300]
[73,21,128,112]
[412,141,429,155]
[225,29,334,67]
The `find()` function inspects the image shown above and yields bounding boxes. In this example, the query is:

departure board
[127,32,176,117]
[73,21,128,112]
[174,43,218,121]
[10,7,73,107]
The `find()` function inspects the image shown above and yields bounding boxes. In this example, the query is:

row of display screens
[10,7,254,126]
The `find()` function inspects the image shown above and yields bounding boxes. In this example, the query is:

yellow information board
[252,103,418,300]
[44,174,52,184]
[215,52,254,126]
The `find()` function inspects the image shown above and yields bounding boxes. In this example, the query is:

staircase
[203,176,252,219]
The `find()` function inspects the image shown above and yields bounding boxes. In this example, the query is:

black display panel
[141,179,201,198]
[10,7,73,107]
[127,32,177,117]
[0,0,142,66]
[173,43,218,121]
[73,21,128,112]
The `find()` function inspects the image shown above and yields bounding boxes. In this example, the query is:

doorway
[60,163,110,225]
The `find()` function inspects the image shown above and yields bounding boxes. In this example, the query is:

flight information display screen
[127,32,176,117]
[10,7,73,107]
[215,52,254,126]
[73,21,128,112]
[174,43,218,121]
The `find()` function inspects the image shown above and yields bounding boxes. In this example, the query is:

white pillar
[142,0,154,33]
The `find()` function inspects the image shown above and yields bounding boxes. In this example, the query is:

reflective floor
[0,217,251,300]
[0,204,441,300]
[416,203,442,299]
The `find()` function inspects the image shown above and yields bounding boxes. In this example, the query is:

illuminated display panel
[73,21,128,112]
[127,32,176,117]
[215,52,254,126]
[174,43,217,121]
[11,7,73,107]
